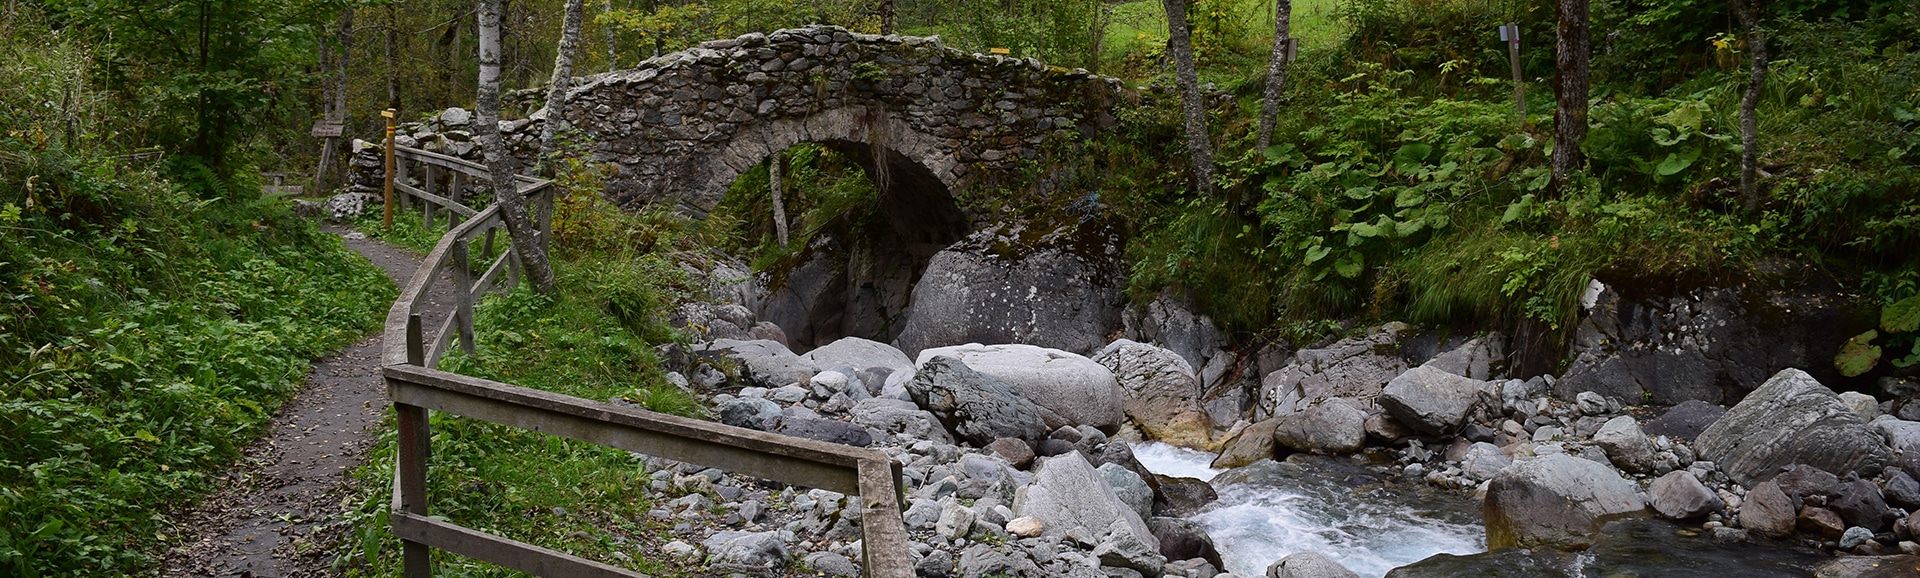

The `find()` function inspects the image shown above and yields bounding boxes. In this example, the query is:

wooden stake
[1504,23,1525,118]
[383,108,398,230]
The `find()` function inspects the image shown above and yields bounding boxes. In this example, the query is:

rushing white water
[1131,442,1486,578]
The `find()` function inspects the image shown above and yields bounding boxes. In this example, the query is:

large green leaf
[1334,252,1365,279]
[1835,330,1883,377]
[1883,294,1920,333]
[1502,194,1535,224]
[1395,188,1427,208]
[1393,143,1433,172]
[1304,245,1332,264]
[1350,221,1385,238]
[1394,217,1426,236]
[1655,148,1700,176]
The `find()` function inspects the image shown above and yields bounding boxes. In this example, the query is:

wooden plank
[391,512,650,578]
[394,182,480,217]
[858,459,915,578]
[383,365,879,492]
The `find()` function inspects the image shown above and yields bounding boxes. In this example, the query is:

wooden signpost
[1500,23,1524,118]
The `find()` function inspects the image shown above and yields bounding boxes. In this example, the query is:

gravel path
[157,226,457,577]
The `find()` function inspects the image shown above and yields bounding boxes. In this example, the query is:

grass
[0,150,394,575]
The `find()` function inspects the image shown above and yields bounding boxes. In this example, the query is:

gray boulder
[767,415,872,447]
[955,543,1041,578]
[706,338,815,388]
[1694,368,1894,485]
[1093,519,1165,576]
[1420,336,1504,381]
[1099,462,1154,522]
[1272,398,1369,454]
[1647,471,1724,520]
[907,356,1061,445]
[917,343,1124,431]
[802,336,915,374]
[803,552,858,577]
[893,221,1125,358]
[1460,442,1512,481]
[1013,452,1158,550]
[1643,400,1727,442]
[849,397,952,444]
[1591,416,1656,473]
[1148,517,1223,570]
[717,397,784,430]
[1122,290,1226,379]
[1095,339,1214,448]
[323,192,380,221]
[1484,453,1647,549]
[1265,551,1360,578]
[1379,366,1488,435]
[1259,323,1413,418]
[701,530,787,568]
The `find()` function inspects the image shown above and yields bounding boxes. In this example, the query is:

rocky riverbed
[629,290,1920,578]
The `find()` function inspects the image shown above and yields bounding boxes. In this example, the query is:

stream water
[1132,442,1486,577]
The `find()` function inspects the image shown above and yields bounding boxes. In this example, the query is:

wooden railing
[376,144,913,577]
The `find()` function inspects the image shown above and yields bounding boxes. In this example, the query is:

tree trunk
[1256,0,1293,151]
[603,0,617,73]
[316,7,353,192]
[1731,0,1768,215]
[1551,0,1590,192]
[537,0,586,175]
[478,0,559,296]
[1161,0,1214,194]
[769,154,790,248]
[385,4,399,111]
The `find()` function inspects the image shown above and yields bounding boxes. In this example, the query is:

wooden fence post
[382,109,397,230]
[399,313,432,577]
[1502,23,1525,118]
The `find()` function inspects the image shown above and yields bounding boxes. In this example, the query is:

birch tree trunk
[477,0,559,296]
[1256,0,1293,151]
[769,154,790,248]
[315,8,352,192]
[1731,0,1769,215]
[537,0,586,175]
[603,0,617,73]
[1551,0,1590,191]
[1161,0,1215,194]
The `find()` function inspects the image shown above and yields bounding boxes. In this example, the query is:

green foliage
[599,0,878,54]
[899,0,1111,69]
[0,106,391,576]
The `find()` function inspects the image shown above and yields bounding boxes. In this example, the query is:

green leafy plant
[1837,294,1920,377]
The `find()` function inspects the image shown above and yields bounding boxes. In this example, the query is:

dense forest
[2,0,1917,575]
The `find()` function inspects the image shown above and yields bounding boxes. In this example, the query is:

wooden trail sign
[310,120,344,138]
[1500,23,1525,117]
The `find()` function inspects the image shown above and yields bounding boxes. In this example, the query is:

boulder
[1460,442,1512,481]
[1831,478,1894,532]
[849,397,952,444]
[893,221,1125,358]
[1841,392,1883,422]
[1013,452,1158,550]
[1643,400,1727,442]
[1006,516,1043,537]
[1123,290,1227,379]
[701,530,787,569]
[1592,416,1656,473]
[1099,463,1155,522]
[1556,282,1867,405]
[1095,339,1214,448]
[706,338,815,388]
[906,356,1060,445]
[766,415,872,447]
[1211,418,1280,469]
[916,343,1124,431]
[803,552,859,577]
[802,336,915,374]
[1094,519,1166,576]
[986,437,1036,469]
[1800,506,1847,538]
[1886,470,1920,510]
[1259,323,1414,417]
[1420,336,1504,381]
[1740,480,1797,538]
[1812,555,1920,578]
[936,500,977,539]
[1694,369,1894,485]
[717,397,784,430]
[1265,551,1361,578]
[955,543,1042,578]
[1873,416,1920,454]
[1151,474,1218,517]
[1484,453,1648,549]
[1148,517,1224,572]
[1379,366,1488,435]
[1648,471,1724,520]
[1272,398,1369,454]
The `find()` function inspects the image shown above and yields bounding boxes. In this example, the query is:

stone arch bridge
[554,25,1133,222]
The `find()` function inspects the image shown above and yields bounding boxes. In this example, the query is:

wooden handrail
[377,141,909,577]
